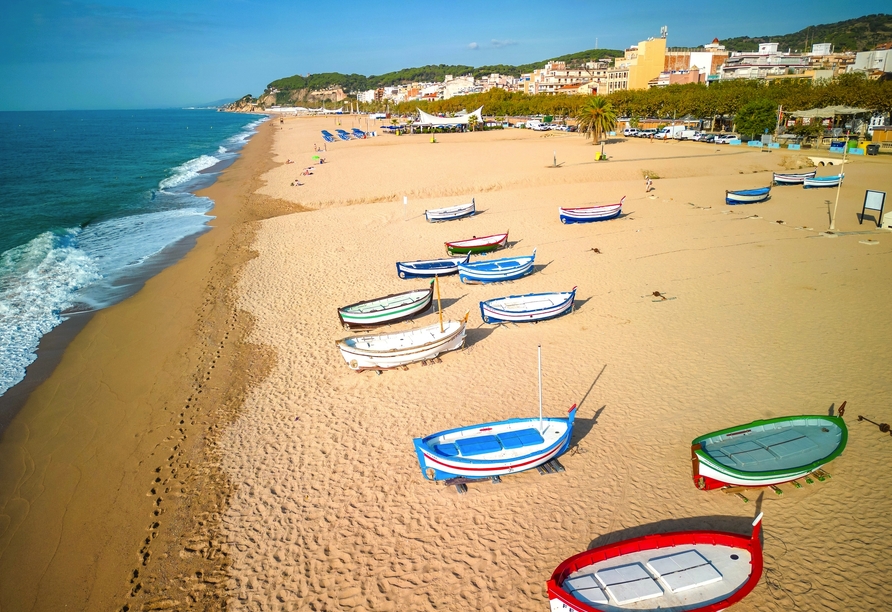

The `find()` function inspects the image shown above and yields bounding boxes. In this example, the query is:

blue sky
[0,0,887,110]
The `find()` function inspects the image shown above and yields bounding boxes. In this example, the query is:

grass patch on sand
[641,169,661,179]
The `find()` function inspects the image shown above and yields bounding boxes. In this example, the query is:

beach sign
[860,190,886,227]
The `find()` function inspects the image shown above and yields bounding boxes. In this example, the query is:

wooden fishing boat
[725,187,771,205]
[458,249,536,284]
[335,313,468,372]
[480,287,576,324]
[396,253,470,279]
[559,197,625,224]
[413,346,576,481]
[337,281,434,330]
[773,170,816,185]
[445,232,508,255]
[425,199,476,223]
[547,514,764,612]
[803,174,844,188]
[691,410,848,490]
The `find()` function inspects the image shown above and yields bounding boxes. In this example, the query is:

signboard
[860,190,886,227]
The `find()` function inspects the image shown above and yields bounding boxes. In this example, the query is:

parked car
[714,133,738,144]
[623,127,638,136]
[637,128,657,138]
[681,129,699,140]
[698,133,716,143]
[692,132,710,141]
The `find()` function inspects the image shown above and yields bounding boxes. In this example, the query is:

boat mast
[538,345,543,432]
[436,275,444,333]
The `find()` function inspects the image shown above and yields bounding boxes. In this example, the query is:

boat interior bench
[707,426,835,470]
[434,428,545,457]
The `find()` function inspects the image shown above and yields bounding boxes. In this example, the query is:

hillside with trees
[720,14,892,52]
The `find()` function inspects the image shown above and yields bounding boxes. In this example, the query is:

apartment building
[607,32,668,92]
[524,61,599,95]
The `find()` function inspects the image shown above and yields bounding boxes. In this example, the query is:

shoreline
[0,117,303,610]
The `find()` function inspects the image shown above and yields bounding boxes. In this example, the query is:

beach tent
[790,106,869,119]
[414,106,484,128]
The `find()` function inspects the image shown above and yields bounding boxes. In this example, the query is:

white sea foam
[0,230,100,395]
[0,205,215,395]
[159,154,220,190]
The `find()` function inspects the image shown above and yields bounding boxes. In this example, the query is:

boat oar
[435,275,443,333]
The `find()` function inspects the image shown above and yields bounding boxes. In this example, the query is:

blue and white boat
[458,249,536,284]
[480,287,576,324]
[559,196,624,223]
[320,130,336,143]
[425,199,476,223]
[726,186,771,205]
[803,174,844,188]
[413,346,577,481]
[773,170,816,185]
[396,253,470,279]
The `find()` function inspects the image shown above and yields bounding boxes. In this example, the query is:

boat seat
[646,550,723,593]
[455,435,502,456]
[433,443,459,457]
[596,562,663,605]
[565,574,608,605]
[498,428,545,449]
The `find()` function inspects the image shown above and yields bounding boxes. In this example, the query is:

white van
[655,125,685,140]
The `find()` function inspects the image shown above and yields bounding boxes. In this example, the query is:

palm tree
[467,114,478,132]
[576,96,618,145]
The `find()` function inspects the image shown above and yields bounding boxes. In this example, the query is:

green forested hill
[265,49,621,95]
[720,14,891,52]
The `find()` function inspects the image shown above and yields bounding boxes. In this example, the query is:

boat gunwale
[336,318,466,357]
[560,196,626,214]
[418,417,571,466]
[692,415,847,479]
[338,280,434,322]
[445,231,509,249]
[481,288,576,317]
[547,518,763,612]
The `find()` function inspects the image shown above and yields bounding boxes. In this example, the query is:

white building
[849,48,892,74]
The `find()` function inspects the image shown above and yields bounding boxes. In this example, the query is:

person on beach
[645,175,653,193]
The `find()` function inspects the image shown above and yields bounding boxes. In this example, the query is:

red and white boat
[547,514,764,612]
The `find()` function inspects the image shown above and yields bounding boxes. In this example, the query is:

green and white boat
[691,406,848,490]
[337,281,434,331]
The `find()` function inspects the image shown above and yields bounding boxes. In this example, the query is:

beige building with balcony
[607,33,668,92]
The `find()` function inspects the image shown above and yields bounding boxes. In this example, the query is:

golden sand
[2,115,891,611]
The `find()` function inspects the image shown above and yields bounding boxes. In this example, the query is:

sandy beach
[2,115,891,611]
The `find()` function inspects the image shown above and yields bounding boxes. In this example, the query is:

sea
[0,108,267,398]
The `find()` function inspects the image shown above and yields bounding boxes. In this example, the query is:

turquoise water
[0,109,266,396]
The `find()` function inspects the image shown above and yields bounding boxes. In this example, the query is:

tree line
[378,74,891,119]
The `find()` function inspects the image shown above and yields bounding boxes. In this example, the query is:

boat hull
[548,516,764,612]
[425,199,476,222]
[803,175,843,188]
[445,232,508,255]
[336,317,467,371]
[396,253,470,279]
[458,250,536,284]
[480,288,576,323]
[337,281,434,330]
[559,197,624,224]
[413,406,577,481]
[725,187,771,205]
[691,414,847,490]
[773,170,816,185]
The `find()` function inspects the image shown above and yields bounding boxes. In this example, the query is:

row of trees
[379,73,891,121]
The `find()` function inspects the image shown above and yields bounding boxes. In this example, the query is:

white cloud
[467,42,479,50]
[491,39,517,48]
